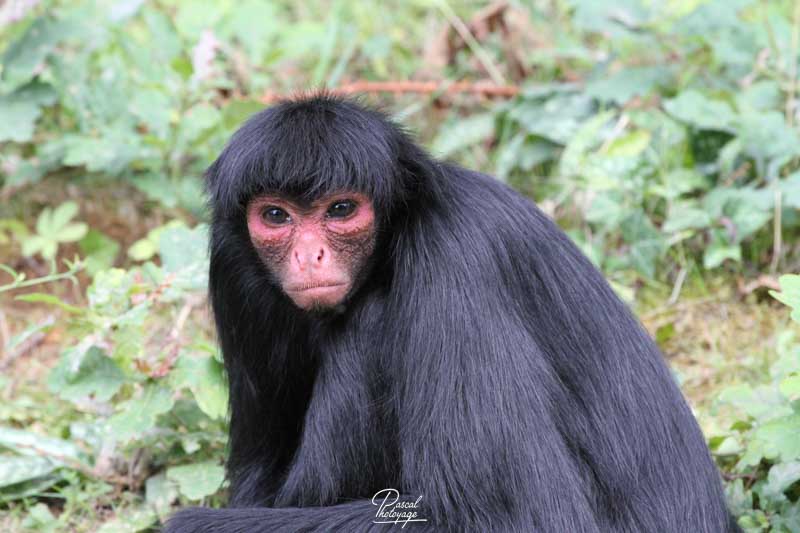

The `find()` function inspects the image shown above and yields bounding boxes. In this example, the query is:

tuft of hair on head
[205,90,429,221]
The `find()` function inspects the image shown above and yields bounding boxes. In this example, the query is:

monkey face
[246,191,376,311]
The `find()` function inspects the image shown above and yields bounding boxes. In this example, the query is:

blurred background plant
[0,0,799,531]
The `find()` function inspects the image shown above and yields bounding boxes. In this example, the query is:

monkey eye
[262,207,291,225]
[326,200,356,219]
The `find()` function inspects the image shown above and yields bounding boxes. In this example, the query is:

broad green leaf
[49,346,125,402]
[145,473,179,517]
[0,456,55,488]
[620,211,665,278]
[770,275,800,323]
[49,202,79,232]
[751,414,800,462]
[586,192,626,228]
[21,502,58,531]
[173,353,228,420]
[0,426,86,464]
[736,111,800,161]
[663,201,712,233]
[79,230,120,276]
[778,375,800,400]
[54,223,88,243]
[432,113,495,158]
[158,224,209,290]
[704,238,741,269]
[96,507,158,533]
[1,18,76,90]
[0,83,57,142]
[718,383,792,422]
[510,90,595,145]
[128,239,159,262]
[166,462,225,500]
[586,66,671,105]
[560,110,615,177]
[62,133,141,175]
[663,90,735,131]
[107,384,175,441]
[604,130,651,158]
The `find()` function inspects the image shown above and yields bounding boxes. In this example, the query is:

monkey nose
[294,247,326,270]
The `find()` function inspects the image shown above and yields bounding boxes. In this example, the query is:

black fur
[166,95,738,532]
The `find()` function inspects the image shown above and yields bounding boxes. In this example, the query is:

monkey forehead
[206,95,413,219]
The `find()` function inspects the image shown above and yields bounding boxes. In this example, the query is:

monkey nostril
[317,249,324,262]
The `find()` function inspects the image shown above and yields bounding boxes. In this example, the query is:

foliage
[2,1,798,276]
[0,0,436,214]
[21,202,87,261]
[711,275,800,531]
[435,0,800,277]
[0,223,225,530]
[0,0,799,530]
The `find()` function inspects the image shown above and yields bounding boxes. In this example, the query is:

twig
[437,1,506,85]
[261,80,519,104]
[0,309,9,356]
[11,441,128,485]
[0,259,82,294]
[0,331,46,370]
[149,294,204,378]
[770,188,782,273]
[667,266,688,305]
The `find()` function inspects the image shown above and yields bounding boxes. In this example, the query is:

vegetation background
[1,0,799,531]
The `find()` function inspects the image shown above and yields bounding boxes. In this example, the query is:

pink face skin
[246,191,376,311]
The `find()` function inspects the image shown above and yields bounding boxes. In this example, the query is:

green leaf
[0,426,86,464]
[751,414,800,462]
[662,201,712,233]
[761,462,800,503]
[173,353,228,420]
[128,238,159,262]
[604,130,651,158]
[586,66,671,105]
[146,473,179,517]
[166,461,225,500]
[1,18,76,91]
[778,375,800,401]
[663,90,736,131]
[49,202,79,231]
[3,317,54,355]
[49,346,125,402]
[586,192,626,229]
[96,507,158,533]
[510,90,595,145]
[718,383,792,422]
[62,132,141,175]
[736,111,800,161]
[432,113,495,158]
[0,83,57,142]
[54,223,88,243]
[620,211,665,278]
[15,293,84,314]
[0,456,55,489]
[79,230,120,276]
[770,274,800,323]
[107,384,175,441]
[703,230,741,269]
[159,225,207,268]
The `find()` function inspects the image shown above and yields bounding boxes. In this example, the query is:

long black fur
[166,95,738,532]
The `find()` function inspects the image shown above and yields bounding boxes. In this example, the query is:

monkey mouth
[285,281,350,310]
[286,281,347,292]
